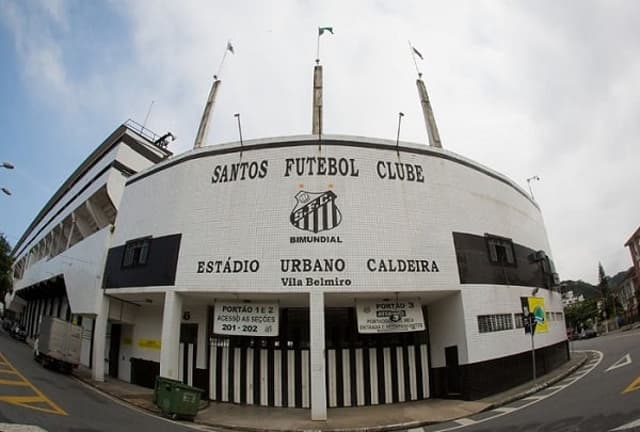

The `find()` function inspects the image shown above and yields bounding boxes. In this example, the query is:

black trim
[349,347,357,406]
[227,347,235,403]
[130,357,160,389]
[402,345,411,401]
[363,348,371,405]
[267,348,275,406]
[431,340,569,400]
[254,348,261,405]
[453,232,553,287]
[376,346,385,404]
[124,138,537,207]
[390,347,399,402]
[112,160,138,177]
[215,346,223,400]
[336,348,344,406]
[294,349,302,407]
[240,347,247,403]
[104,234,181,288]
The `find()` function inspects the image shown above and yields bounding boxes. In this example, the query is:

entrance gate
[207,307,430,407]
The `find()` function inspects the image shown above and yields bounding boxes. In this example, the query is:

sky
[0,0,638,284]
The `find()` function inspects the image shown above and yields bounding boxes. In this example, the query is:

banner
[356,298,425,333]
[521,296,547,334]
[214,301,279,336]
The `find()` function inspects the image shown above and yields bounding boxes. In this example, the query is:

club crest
[290,190,342,233]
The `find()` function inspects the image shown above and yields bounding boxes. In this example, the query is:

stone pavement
[73,351,588,432]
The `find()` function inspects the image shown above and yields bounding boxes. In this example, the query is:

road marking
[420,350,603,432]
[493,407,517,413]
[606,354,632,372]
[453,418,476,426]
[523,395,545,400]
[0,424,47,432]
[622,376,640,394]
[0,353,67,415]
[610,417,640,430]
[0,379,29,386]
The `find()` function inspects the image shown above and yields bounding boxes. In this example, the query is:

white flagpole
[408,40,422,77]
[316,31,321,64]
[216,41,232,79]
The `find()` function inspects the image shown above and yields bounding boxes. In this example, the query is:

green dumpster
[154,376,204,420]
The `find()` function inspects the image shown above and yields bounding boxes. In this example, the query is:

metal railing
[124,119,160,143]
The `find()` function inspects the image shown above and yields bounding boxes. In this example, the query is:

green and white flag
[319,26,334,36]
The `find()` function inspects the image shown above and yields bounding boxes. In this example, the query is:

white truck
[34,316,82,373]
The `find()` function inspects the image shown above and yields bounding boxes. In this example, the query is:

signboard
[213,301,279,336]
[356,298,425,333]
[520,296,548,334]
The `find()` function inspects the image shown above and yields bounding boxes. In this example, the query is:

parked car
[10,324,26,342]
[2,318,14,331]
[580,328,597,339]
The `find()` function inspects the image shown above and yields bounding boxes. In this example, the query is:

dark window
[514,313,525,328]
[478,314,513,333]
[486,235,516,266]
[122,238,150,268]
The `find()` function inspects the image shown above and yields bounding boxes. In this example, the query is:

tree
[597,262,617,319]
[564,298,598,331]
[0,233,13,302]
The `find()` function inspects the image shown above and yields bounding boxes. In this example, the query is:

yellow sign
[527,296,548,333]
[138,339,161,350]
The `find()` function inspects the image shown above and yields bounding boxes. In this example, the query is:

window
[478,314,514,333]
[514,313,525,328]
[122,238,150,268]
[485,235,516,266]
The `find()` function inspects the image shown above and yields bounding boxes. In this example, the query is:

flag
[319,26,334,36]
[412,46,423,60]
[227,41,235,54]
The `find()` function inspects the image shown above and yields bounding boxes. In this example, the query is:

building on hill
[613,268,638,324]
[624,226,640,320]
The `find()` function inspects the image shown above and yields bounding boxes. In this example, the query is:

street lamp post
[1,161,14,196]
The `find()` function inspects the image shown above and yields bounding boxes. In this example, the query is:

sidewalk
[73,351,588,432]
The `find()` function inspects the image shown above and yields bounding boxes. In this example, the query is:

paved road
[424,328,640,432]
[0,330,202,432]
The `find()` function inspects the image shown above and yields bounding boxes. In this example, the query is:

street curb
[193,353,591,432]
[482,351,589,411]
[71,353,589,432]
[70,374,162,415]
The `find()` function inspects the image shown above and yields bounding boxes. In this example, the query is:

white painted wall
[461,286,566,364]
[118,324,134,381]
[109,135,563,366]
[13,228,111,315]
[427,293,468,368]
[113,136,547,296]
[129,306,163,363]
